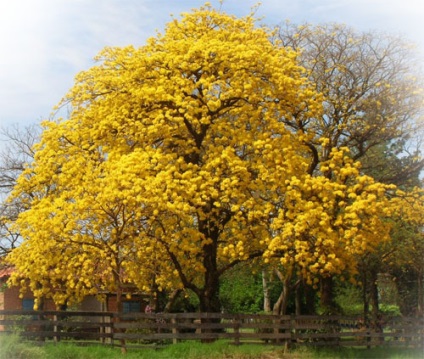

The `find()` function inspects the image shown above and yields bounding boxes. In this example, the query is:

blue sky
[0,0,423,127]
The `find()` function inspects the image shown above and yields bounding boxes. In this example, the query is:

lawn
[0,335,422,359]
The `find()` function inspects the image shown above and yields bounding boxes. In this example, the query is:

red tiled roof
[0,267,13,279]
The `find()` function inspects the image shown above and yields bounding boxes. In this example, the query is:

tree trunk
[111,267,127,354]
[369,269,382,339]
[295,285,302,315]
[417,270,423,317]
[35,283,46,341]
[198,221,222,313]
[320,276,338,314]
[199,284,221,313]
[262,270,272,313]
[198,262,221,342]
[272,284,290,315]
[272,268,295,315]
[164,289,182,313]
[363,271,369,323]
[304,281,317,315]
[115,285,127,353]
[369,270,380,320]
[196,230,222,342]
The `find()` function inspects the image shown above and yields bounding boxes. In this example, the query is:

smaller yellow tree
[264,147,402,310]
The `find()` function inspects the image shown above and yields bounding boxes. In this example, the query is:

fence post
[273,316,280,344]
[110,313,116,347]
[291,314,296,344]
[233,314,241,346]
[53,314,58,344]
[172,317,178,344]
[335,316,341,346]
[421,317,424,350]
[366,318,371,349]
[103,314,112,345]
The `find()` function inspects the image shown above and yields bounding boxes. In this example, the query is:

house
[0,266,44,311]
[0,266,148,314]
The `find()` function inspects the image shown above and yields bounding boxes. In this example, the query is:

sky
[0,0,423,128]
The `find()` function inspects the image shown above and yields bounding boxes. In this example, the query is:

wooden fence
[0,310,422,350]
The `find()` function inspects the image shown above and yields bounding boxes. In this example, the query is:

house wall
[1,276,21,310]
[79,295,103,311]
[0,276,148,314]
[107,295,117,312]
[106,294,148,313]
[3,284,22,310]
[0,278,57,311]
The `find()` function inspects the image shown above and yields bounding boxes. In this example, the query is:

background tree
[0,125,40,257]
[219,263,279,314]
[385,189,424,316]
[356,151,423,321]
[275,22,424,312]
[278,22,423,168]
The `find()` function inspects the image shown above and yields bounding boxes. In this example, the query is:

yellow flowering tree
[7,5,322,312]
[265,147,402,313]
[7,5,419,315]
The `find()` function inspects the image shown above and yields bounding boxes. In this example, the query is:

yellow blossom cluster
[264,148,398,284]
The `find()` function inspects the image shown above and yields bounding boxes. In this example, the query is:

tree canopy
[278,22,424,182]
[5,5,424,313]
[7,5,318,311]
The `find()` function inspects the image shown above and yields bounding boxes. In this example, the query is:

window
[122,301,141,313]
[22,298,34,311]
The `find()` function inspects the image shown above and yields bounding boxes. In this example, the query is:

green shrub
[0,334,44,359]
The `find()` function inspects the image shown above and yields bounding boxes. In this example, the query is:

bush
[0,334,44,359]
[220,264,279,314]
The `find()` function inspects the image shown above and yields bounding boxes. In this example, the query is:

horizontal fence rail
[0,310,113,344]
[0,310,423,349]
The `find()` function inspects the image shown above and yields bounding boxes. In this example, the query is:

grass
[0,334,45,359]
[0,335,423,359]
